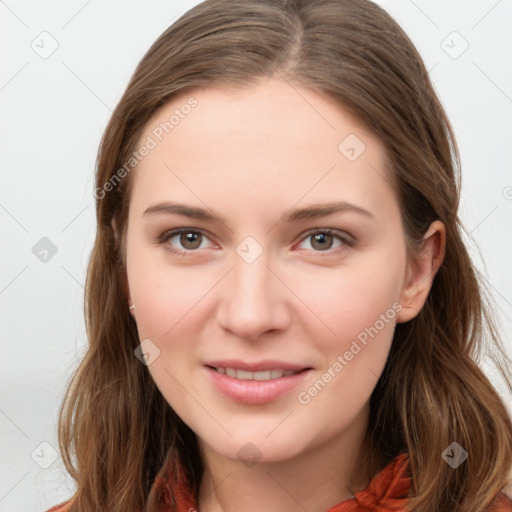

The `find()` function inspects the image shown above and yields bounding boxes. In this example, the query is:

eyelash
[156,227,355,257]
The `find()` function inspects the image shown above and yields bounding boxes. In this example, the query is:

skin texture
[124,78,445,512]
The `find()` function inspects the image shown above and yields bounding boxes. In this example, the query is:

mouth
[207,366,307,381]
[203,361,313,404]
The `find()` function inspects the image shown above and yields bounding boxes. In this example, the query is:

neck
[196,404,374,512]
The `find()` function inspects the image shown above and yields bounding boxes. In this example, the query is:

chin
[200,432,309,466]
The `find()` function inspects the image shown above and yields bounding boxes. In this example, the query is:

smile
[213,367,300,381]
[205,364,312,404]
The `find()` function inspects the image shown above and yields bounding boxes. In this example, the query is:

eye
[156,227,354,257]
[157,228,215,256]
[296,229,353,254]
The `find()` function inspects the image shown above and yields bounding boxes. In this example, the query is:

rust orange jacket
[46,452,512,512]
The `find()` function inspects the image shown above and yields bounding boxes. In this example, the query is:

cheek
[126,245,212,340]
[290,253,404,414]
[294,271,401,426]
[294,254,405,354]
[126,253,208,414]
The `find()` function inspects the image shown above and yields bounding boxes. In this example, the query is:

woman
[46,0,512,510]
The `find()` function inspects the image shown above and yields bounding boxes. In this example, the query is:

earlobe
[396,220,446,323]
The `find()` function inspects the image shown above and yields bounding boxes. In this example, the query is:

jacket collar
[152,452,411,511]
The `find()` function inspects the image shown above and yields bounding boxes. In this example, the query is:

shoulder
[503,471,512,502]
[490,491,512,511]
[45,498,73,512]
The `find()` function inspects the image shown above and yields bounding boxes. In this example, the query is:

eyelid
[294,228,355,253]
[298,227,354,243]
[156,227,217,251]
[156,227,355,256]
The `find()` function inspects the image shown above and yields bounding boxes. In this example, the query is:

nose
[216,251,291,341]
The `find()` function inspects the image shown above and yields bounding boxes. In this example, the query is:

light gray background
[1,1,511,510]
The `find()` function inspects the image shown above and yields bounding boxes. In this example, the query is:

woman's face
[124,78,417,463]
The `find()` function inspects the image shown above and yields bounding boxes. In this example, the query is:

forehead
[129,78,397,224]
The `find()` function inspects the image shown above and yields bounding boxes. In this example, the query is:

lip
[203,361,312,405]
[204,359,309,372]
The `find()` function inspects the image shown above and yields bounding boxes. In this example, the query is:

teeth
[254,370,271,381]
[215,367,298,381]
[225,367,237,378]
[237,369,253,380]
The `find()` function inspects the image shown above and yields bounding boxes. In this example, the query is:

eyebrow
[143,201,375,224]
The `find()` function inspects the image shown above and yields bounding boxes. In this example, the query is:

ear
[396,220,446,323]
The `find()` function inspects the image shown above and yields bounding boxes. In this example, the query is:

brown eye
[179,231,202,250]
[296,229,353,255]
[310,233,334,251]
[157,228,214,256]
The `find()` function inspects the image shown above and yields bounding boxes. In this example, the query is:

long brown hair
[57,0,512,510]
